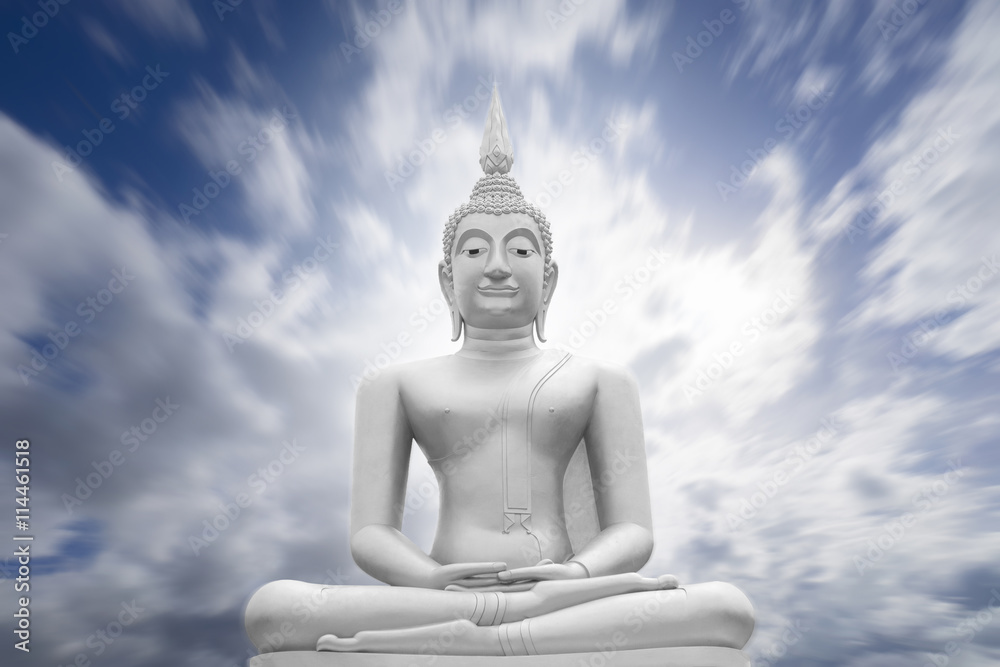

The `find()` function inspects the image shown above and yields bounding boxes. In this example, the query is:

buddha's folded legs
[307,580,754,656]
[245,580,476,652]
[521,581,754,655]
[246,573,681,653]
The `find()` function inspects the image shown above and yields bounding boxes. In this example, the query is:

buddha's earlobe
[438,260,463,342]
[535,261,559,343]
[449,308,463,342]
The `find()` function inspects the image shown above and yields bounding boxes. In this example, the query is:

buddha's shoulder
[357,352,635,393]
[356,355,455,393]
[560,352,637,388]
[394,355,456,381]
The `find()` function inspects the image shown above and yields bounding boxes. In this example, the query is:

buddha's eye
[463,247,486,257]
[509,247,535,257]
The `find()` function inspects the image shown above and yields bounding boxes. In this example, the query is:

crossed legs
[246,573,677,653]
[245,575,753,655]
[312,579,753,655]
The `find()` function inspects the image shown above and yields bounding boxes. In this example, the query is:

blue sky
[1,1,999,665]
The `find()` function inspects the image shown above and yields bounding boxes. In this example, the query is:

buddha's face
[440,212,555,332]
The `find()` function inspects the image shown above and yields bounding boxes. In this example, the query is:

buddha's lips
[478,286,518,295]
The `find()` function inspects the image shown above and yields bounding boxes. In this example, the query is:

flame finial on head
[479,84,514,175]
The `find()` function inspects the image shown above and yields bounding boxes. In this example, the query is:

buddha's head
[439,85,558,342]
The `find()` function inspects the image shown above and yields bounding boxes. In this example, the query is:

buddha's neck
[457,324,540,360]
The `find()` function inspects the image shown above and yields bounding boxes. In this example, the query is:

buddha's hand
[497,559,589,583]
[426,562,509,590]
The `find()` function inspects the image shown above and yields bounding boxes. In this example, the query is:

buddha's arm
[350,369,510,589]
[572,363,654,577]
[350,368,439,587]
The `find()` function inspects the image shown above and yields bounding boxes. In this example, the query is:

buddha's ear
[438,260,463,342]
[536,261,559,343]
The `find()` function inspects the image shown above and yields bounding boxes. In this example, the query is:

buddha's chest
[402,356,594,465]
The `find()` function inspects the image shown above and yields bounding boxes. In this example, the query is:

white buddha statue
[243,85,754,666]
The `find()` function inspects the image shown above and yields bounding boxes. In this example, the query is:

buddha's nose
[484,249,512,279]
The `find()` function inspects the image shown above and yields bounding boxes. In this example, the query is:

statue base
[249,647,749,666]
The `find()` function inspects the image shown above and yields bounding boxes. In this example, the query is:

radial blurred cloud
[1,1,998,665]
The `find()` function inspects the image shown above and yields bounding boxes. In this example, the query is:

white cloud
[813,1,1000,365]
[80,17,133,67]
[172,67,315,233]
[111,0,206,47]
[0,111,360,661]
[344,0,665,180]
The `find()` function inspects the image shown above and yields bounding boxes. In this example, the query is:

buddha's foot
[316,635,357,652]
[317,619,500,655]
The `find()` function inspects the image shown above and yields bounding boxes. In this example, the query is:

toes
[317,634,357,652]
[657,574,680,589]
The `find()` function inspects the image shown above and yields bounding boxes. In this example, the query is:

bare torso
[246,348,756,654]
[395,351,597,568]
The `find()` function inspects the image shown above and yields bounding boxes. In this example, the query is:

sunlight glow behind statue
[243,84,755,666]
